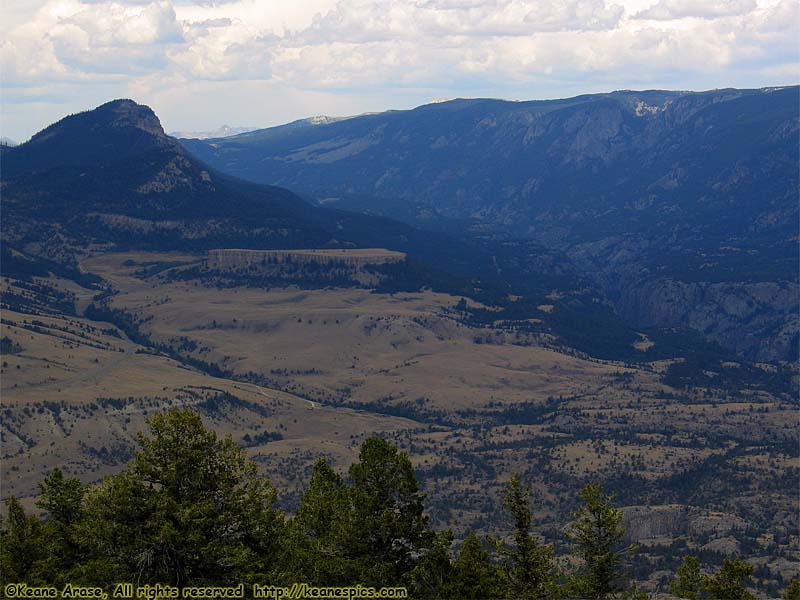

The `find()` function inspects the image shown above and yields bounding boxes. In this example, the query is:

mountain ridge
[181,86,800,361]
[3,98,654,362]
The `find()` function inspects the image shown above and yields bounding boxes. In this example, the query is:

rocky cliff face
[566,235,799,362]
[204,248,406,286]
[623,505,748,555]
[207,248,405,271]
[183,87,799,361]
[615,279,798,362]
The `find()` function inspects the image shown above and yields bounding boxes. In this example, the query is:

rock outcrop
[205,248,406,286]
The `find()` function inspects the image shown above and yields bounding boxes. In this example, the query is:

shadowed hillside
[183,87,800,362]
[1,99,669,361]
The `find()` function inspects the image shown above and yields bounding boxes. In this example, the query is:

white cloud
[295,0,624,44]
[47,1,183,74]
[1,0,797,142]
[634,0,757,20]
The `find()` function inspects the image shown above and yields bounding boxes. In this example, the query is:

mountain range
[1,99,404,255]
[2,99,648,360]
[169,116,348,140]
[183,87,800,362]
[1,93,797,366]
[168,125,258,140]
[0,100,568,285]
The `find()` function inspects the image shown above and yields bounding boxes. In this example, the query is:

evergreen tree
[37,469,85,525]
[409,530,455,600]
[490,475,556,599]
[81,409,284,587]
[565,483,633,600]
[669,556,704,600]
[703,559,756,600]
[347,436,436,585]
[288,458,353,584]
[34,469,88,584]
[449,532,503,599]
[670,556,756,600]
[409,530,503,600]
[0,498,44,585]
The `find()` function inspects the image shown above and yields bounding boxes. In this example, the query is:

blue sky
[1,0,797,142]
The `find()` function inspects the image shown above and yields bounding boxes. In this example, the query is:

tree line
[2,409,795,600]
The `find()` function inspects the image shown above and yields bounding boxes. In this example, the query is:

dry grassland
[1,251,796,589]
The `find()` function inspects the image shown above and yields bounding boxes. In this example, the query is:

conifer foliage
[669,556,758,600]
[0,408,768,599]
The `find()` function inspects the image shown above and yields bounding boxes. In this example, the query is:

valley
[2,249,797,594]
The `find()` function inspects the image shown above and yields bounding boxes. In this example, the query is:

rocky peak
[97,99,166,138]
[4,99,178,177]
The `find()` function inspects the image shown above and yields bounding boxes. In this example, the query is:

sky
[1,0,798,142]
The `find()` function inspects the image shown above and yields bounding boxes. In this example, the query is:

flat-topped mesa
[204,248,406,286]
[207,248,406,271]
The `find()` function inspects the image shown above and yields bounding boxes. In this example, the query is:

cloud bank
[1,0,797,140]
